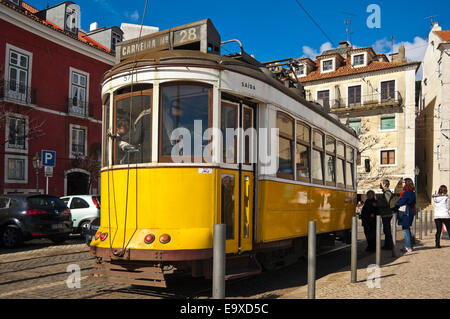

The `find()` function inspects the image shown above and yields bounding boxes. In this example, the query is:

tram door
[220,101,254,254]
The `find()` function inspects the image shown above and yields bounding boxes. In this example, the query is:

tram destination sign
[117,19,221,62]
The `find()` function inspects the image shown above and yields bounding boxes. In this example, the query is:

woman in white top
[433,185,450,248]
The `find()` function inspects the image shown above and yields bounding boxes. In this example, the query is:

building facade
[298,41,420,198]
[417,23,450,200]
[0,0,117,195]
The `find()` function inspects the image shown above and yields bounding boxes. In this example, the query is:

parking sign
[41,150,56,167]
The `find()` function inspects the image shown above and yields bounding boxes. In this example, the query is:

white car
[60,195,100,233]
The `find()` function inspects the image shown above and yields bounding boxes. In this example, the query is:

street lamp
[32,152,42,193]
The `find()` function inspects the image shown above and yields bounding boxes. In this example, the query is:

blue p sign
[42,150,56,167]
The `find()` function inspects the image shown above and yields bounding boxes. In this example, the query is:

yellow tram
[90,19,358,287]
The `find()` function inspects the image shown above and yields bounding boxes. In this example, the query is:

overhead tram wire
[294,0,336,47]
[109,0,149,258]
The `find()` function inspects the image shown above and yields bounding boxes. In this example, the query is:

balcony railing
[308,91,403,110]
[67,98,92,118]
[0,80,37,104]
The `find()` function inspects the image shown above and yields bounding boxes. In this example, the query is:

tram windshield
[160,83,211,162]
[114,91,152,165]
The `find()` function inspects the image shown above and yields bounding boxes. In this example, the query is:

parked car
[0,194,73,248]
[60,195,100,234]
[82,216,100,246]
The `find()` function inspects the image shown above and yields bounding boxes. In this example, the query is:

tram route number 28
[175,26,200,44]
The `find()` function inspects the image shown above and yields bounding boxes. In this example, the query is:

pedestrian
[360,190,377,252]
[432,185,450,248]
[376,179,393,250]
[393,178,416,253]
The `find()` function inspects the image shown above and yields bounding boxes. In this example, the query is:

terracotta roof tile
[435,30,450,42]
[299,58,420,83]
[1,0,112,54]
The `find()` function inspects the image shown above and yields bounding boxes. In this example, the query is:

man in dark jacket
[361,190,377,252]
[376,180,394,250]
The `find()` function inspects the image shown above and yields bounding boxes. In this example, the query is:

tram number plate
[174,26,201,45]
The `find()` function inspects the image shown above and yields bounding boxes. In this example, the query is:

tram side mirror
[365,159,371,173]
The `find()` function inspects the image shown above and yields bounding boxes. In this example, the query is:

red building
[0,0,119,195]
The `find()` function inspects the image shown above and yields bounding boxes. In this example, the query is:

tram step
[90,261,167,288]
[224,254,262,281]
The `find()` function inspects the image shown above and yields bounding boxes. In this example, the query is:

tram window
[277,112,294,179]
[221,102,237,164]
[243,107,253,165]
[312,130,324,184]
[160,83,212,162]
[346,147,355,189]
[296,122,310,182]
[336,142,345,188]
[114,90,152,165]
[102,95,110,167]
[325,137,336,186]
[337,158,345,187]
[221,175,235,240]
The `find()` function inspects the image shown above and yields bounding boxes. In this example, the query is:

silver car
[60,195,100,233]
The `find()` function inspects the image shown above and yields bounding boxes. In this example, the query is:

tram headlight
[144,234,155,244]
[159,234,171,244]
[95,232,102,240]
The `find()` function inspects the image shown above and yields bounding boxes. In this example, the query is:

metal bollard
[308,221,316,299]
[351,216,358,283]
[429,210,433,233]
[392,213,397,257]
[425,210,428,237]
[212,224,226,299]
[376,215,381,266]
[419,210,423,240]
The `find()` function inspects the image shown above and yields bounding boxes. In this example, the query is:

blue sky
[27,0,450,70]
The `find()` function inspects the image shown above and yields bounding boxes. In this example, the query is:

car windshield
[27,196,67,209]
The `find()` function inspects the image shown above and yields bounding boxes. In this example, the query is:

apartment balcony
[0,80,37,105]
[308,91,403,113]
[67,98,93,118]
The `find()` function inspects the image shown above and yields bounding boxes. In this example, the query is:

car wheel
[2,225,23,248]
[79,220,90,237]
[49,235,68,245]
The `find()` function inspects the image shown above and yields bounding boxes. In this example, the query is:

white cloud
[302,41,333,59]
[130,10,140,22]
[371,36,428,79]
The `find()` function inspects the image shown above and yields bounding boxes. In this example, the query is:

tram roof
[105,49,357,140]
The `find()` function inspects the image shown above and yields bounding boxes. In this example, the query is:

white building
[417,23,450,200]
[298,41,420,198]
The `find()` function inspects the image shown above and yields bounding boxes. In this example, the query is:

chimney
[90,22,98,31]
[338,41,350,48]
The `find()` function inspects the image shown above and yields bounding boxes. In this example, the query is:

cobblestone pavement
[280,235,450,299]
[1,224,448,299]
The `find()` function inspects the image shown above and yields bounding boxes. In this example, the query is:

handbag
[397,205,407,220]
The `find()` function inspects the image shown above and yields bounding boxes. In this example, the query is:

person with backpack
[393,178,416,253]
[376,179,394,250]
[432,185,450,248]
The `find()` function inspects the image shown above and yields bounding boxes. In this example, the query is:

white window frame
[5,113,28,154]
[4,154,28,184]
[378,79,397,104]
[68,67,90,116]
[69,124,87,158]
[345,82,363,106]
[379,114,397,132]
[351,52,368,68]
[316,88,331,108]
[4,44,33,104]
[379,148,397,167]
[296,64,306,77]
[321,58,335,73]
